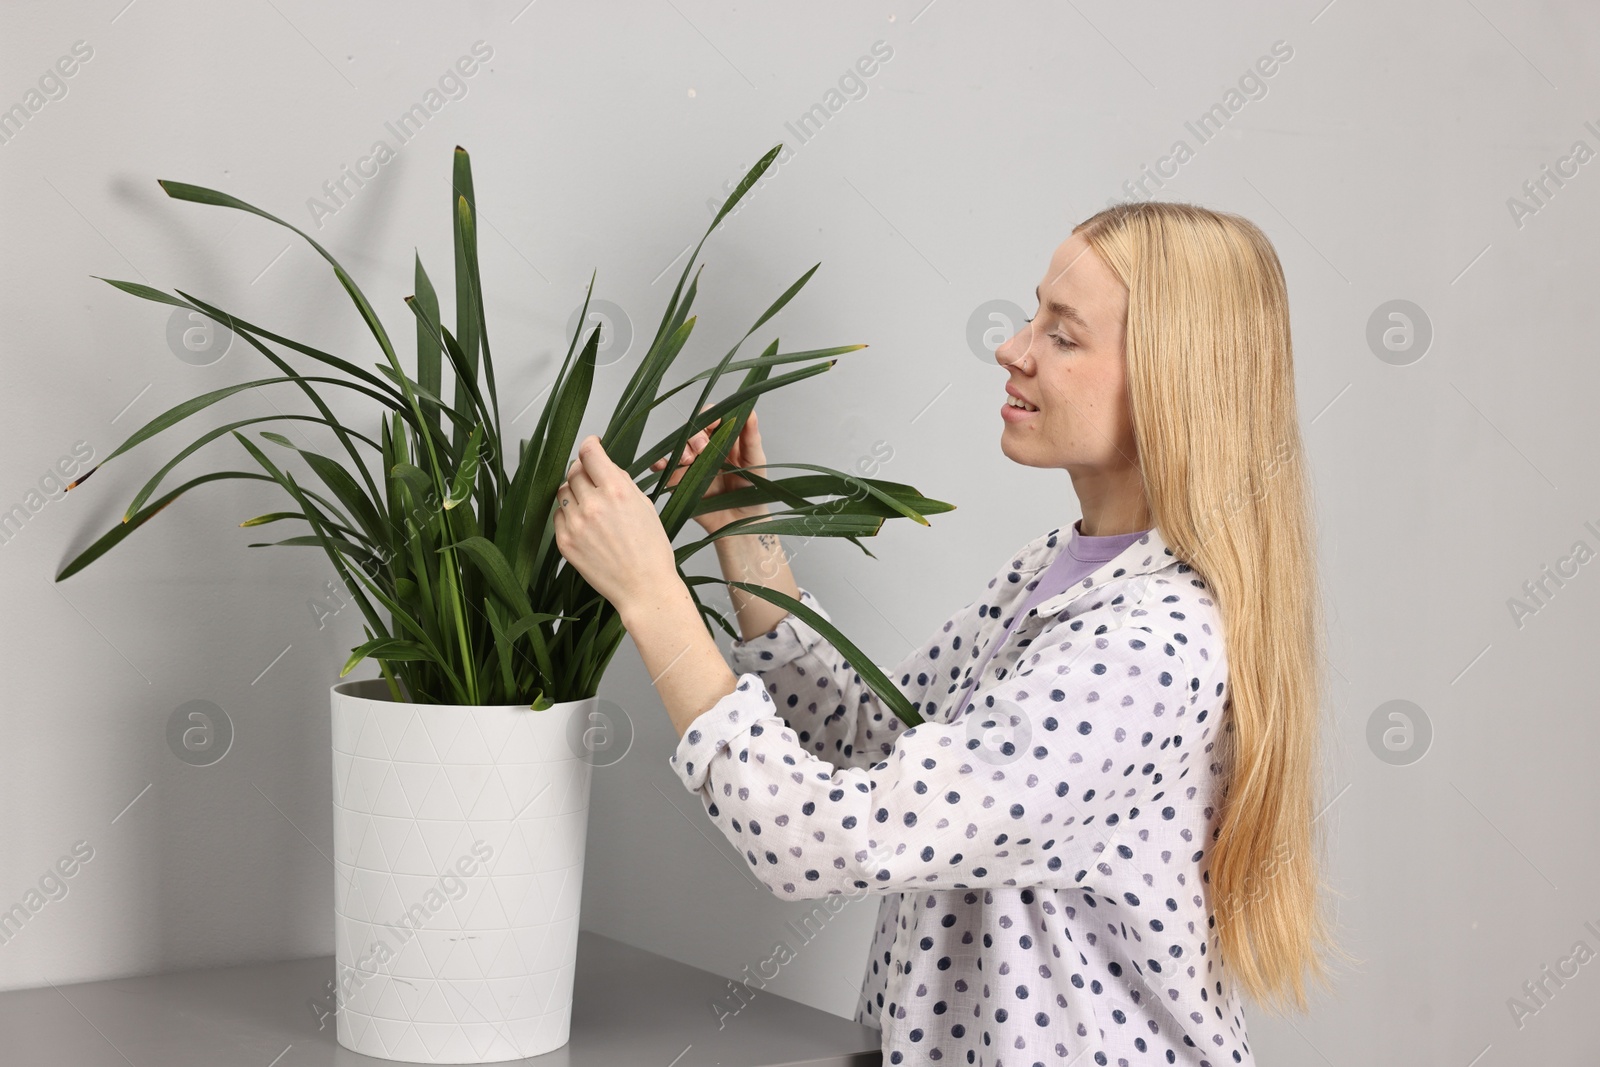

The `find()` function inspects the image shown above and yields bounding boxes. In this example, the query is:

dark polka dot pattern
[669,525,1250,1065]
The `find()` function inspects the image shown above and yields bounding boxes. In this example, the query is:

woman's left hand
[553,434,681,616]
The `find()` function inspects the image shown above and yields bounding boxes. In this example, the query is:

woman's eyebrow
[1035,284,1092,334]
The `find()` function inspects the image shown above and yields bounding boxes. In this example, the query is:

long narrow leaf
[685,575,922,729]
[657,364,766,538]
[618,343,866,446]
[169,294,395,508]
[81,375,388,476]
[250,534,377,561]
[120,413,379,523]
[453,159,501,463]
[520,323,601,590]
[604,266,703,464]
[482,598,517,697]
[450,535,534,619]
[682,471,955,519]
[451,150,485,457]
[341,636,441,678]
[56,470,274,581]
[446,424,485,510]
[230,432,392,642]
[745,461,932,526]
[672,513,887,563]
[175,287,408,410]
[413,253,443,425]
[155,179,405,383]
[153,178,451,521]
[625,359,836,480]
[602,145,782,465]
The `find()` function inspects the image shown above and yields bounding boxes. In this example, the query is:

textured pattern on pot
[330,678,595,1064]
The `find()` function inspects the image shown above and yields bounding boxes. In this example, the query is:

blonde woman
[554,201,1335,1065]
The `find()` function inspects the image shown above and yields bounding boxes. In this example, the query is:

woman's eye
[1023,315,1075,350]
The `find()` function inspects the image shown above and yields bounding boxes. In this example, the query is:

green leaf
[256,432,391,548]
[450,535,533,619]
[641,261,824,502]
[625,358,837,481]
[521,320,601,590]
[530,268,597,472]
[692,471,954,520]
[93,374,378,472]
[230,432,391,642]
[446,424,485,510]
[483,597,518,697]
[453,156,501,467]
[504,609,565,692]
[92,277,195,309]
[56,471,276,582]
[152,179,446,523]
[413,252,443,423]
[761,460,934,527]
[603,276,703,467]
[686,575,923,729]
[656,365,765,539]
[709,144,782,232]
[389,462,435,501]
[374,363,456,417]
[341,637,439,678]
[171,286,407,409]
[155,178,406,387]
[119,413,380,524]
[632,343,866,434]
[249,534,376,561]
[673,513,887,563]
[451,150,488,456]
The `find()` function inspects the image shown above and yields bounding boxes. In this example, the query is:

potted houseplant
[55,143,951,1063]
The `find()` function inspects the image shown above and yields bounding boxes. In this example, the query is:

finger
[564,453,598,501]
[566,468,595,503]
[575,434,624,493]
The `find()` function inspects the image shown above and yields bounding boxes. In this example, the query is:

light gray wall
[3,0,1598,1062]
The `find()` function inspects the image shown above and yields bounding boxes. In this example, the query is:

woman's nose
[996,326,1031,370]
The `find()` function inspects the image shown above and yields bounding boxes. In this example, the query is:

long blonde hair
[1072,201,1339,1012]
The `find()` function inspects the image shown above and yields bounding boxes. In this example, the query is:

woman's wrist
[716,528,795,618]
[700,503,769,537]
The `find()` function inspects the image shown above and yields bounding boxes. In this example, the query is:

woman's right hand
[649,405,771,535]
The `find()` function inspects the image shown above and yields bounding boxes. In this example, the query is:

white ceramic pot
[329,677,595,1063]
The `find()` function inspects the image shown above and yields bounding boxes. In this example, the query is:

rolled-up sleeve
[669,620,1201,901]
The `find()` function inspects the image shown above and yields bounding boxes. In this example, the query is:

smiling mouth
[1004,396,1040,413]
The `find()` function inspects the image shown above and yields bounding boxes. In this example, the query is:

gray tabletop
[0,929,884,1066]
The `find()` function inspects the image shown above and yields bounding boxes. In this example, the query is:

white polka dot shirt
[669,525,1252,1066]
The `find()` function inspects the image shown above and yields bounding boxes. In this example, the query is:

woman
[554,200,1334,1065]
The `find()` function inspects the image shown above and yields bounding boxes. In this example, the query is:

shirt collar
[1013,522,1182,619]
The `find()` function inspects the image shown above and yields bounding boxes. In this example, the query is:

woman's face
[995,233,1136,480]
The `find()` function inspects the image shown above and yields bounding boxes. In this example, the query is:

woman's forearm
[711,524,801,642]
